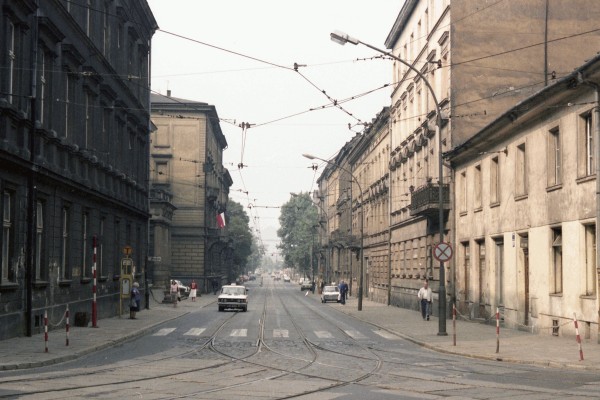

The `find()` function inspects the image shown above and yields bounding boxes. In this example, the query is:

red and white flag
[216,212,226,228]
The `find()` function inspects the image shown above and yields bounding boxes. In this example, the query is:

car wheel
[243,307,247,312]
[218,306,223,312]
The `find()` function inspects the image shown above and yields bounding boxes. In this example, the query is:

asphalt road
[2,278,600,399]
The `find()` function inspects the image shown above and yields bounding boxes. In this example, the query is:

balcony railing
[409,183,450,217]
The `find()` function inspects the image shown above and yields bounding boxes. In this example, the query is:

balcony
[409,183,450,217]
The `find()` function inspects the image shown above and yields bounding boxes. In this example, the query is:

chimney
[167,89,171,97]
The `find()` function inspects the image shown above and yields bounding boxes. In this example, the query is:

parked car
[321,285,340,303]
[173,280,190,299]
[300,279,313,291]
[218,284,248,312]
[283,275,291,282]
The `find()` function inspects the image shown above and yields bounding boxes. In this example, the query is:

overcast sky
[147,0,403,256]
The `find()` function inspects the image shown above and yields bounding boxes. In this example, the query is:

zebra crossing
[153,327,399,340]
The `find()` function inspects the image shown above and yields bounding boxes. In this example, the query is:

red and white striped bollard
[65,305,70,346]
[573,313,584,361]
[495,307,500,354]
[44,310,48,353]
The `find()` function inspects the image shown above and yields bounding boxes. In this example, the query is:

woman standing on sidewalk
[130,282,141,319]
[190,280,198,301]
[170,280,179,307]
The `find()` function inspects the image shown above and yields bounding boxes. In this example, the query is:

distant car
[300,279,313,291]
[173,280,190,298]
[283,275,290,282]
[218,284,248,312]
[321,285,340,303]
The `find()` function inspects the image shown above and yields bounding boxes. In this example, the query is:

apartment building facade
[0,0,156,339]
[383,0,600,315]
[448,55,600,340]
[150,93,232,293]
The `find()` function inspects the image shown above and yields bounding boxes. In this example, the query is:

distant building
[149,92,232,293]
[448,55,600,339]
[0,0,157,339]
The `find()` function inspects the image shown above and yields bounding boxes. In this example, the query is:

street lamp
[331,30,448,335]
[303,153,364,311]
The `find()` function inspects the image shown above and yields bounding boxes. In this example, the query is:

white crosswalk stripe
[314,331,333,339]
[184,328,206,336]
[230,329,248,337]
[373,330,399,340]
[273,329,289,338]
[345,330,367,339]
[153,328,176,336]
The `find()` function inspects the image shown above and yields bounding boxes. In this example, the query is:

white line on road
[153,328,176,336]
[314,331,334,339]
[273,329,289,338]
[373,330,399,340]
[230,329,248,337]
[345,330,367,339]
[184,328,206,336]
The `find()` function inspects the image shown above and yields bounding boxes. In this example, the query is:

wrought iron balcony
[409,183,450,217]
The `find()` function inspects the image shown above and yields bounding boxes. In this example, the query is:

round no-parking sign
[433,242,453,262]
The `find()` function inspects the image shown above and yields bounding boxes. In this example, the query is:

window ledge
[489,201,500,209]
[98,276,108,282]
[58,279,72,287]
[576,174,595,184]
[546,183,562,193]
[0,282,19,291]
[473,206,483,213]
[580,294,596,300]
[34,280,49,289]
[80,277,92,284]
[549,292,563,298]
[459,210,467,217]
[514,194,528,202]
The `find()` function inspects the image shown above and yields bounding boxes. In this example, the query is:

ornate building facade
[149,93,232,293]
[0,0,156,339]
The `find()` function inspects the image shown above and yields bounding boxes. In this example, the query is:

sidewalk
[1,289,599,371]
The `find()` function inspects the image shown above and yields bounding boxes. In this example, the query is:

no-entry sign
[433,242,453,262]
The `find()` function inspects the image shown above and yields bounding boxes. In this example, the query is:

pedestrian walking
[339,280,348,305]
[212,279,219,295]
[170,280,179,307]
[190,279,198,301]
[129,282,141,319]
[417,279,432,320]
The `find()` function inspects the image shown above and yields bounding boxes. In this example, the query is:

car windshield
[324,286,339,293]
[221,287,245,295]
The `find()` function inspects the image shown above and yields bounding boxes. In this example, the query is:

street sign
[433,242,453,262]
[123,245,132,256]
[148,256,162,262]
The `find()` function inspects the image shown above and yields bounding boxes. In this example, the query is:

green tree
[226,201,253,282]
[277,192,319,278]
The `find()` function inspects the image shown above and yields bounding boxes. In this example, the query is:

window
[584,224,596,296]
[86,0,92,36]
[494,238,504,305]
[1,191,15,284]
[99,217,105,277]
[476,239,486,305]
[155,162,168,183]
[578,111,594,177]
[462,241,470,302]
[7,21,15,104]
[547,127,561,186]
[64,74,71,138]
[35,201,44,280]
[474,164,482,209]
[551,227,562,294]
[60,208,70,280]
[459,171,467,213]
[516,143,528,196]
[103,2,110,57]
[81,212,88,278]
[38,50,46,123]
[85,92,92,148]
[490,156,500,204]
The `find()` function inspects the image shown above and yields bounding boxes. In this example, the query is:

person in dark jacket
[130,282,141,319]
[339,280,348,305]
